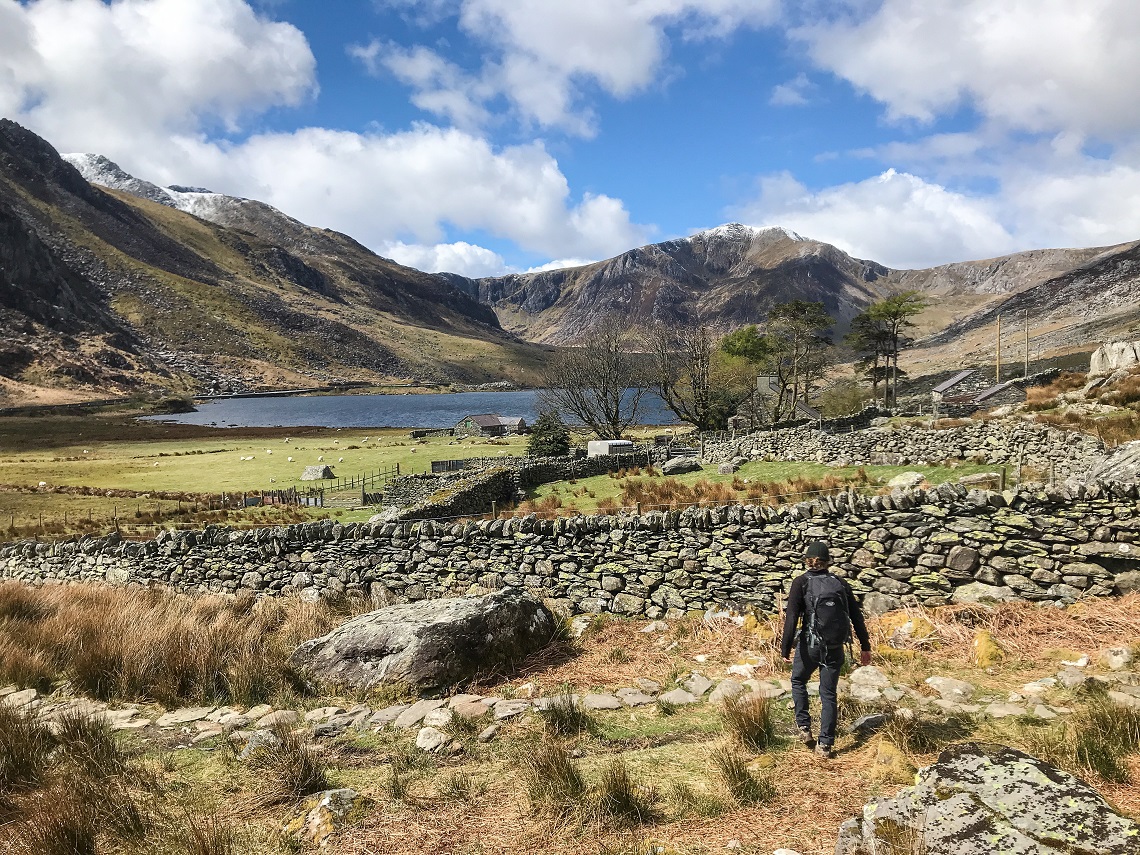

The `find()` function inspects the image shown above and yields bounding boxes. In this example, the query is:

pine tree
[527,410,571,457]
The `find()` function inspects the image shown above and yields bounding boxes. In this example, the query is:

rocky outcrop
[1084,440,1140,484]
[1091,341,1140,376]
[288,589,556,693]
[835,743,1140,855]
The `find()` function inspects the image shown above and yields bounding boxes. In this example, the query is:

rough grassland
[1,583,1137,855]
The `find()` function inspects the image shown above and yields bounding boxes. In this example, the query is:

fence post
[491,501,497,519]
[1000,467,1007,491]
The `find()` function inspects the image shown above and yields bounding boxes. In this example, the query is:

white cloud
[525,257,595,273]
[769,73,814,107]
[797,0,1140,139]
[369,0,780,134]
[382,240,508,277]
[166,125,648,261]
[0,0,316,154]
[737,169,1016,269]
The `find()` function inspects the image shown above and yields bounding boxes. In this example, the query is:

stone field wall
[704,419,1106,478]
[4,479,1139,618]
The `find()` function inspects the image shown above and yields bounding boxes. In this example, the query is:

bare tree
[646,322,752,430]
[538,317,647,439]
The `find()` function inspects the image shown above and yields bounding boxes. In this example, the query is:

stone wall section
[704,419,1105,478]
[4,479,1138,618]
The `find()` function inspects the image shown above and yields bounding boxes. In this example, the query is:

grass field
[0,414,529,537]
[0,583,1137,855]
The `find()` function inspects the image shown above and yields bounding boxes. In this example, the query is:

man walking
[780,540,872,758]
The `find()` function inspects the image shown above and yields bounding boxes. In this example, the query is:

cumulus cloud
[797,0,1140,139]
[736,169,1016,269]
[166,125,647,261]
[381,240,509,277]
[364,0,780,134]
[0,0,316,154]
[525,257,596,273]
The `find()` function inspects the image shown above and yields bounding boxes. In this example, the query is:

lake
[141,390,681,429]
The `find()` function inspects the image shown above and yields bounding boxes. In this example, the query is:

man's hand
[859,650,872,667]
[783,653,793,663]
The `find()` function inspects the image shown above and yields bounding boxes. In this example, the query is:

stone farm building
[455,414,528,437]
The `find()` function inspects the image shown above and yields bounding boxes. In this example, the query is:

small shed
[455,414,507,437]
[499,416,527,434]
[587,439,635,457]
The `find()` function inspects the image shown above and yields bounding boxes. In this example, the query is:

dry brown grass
[0,581,370,706]
[1024,371,1088,411]
[616,471,869,512]
[1098,368,1140,407]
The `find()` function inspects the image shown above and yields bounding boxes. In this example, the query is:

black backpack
[803,572,852,652]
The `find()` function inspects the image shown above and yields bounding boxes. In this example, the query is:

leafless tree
[538,316,647,439]
[646,322,752,430]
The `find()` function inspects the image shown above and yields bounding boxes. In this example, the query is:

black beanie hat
[805,541,830,560]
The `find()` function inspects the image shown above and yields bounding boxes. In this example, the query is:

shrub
[527,411,571,457]
[881,712,975,756]
[720,693,777,752]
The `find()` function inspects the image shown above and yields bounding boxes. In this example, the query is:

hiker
[780,540,872,759]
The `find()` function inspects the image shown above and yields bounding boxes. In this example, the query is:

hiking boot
[815,744,833,759]
[797,727,815,748]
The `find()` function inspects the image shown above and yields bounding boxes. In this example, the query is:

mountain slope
[451,223,893,343]
[0,122,547,404]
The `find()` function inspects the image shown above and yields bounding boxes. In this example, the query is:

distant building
[454,414,528,437]
[939,381,1027,418]
[587,439,635,457]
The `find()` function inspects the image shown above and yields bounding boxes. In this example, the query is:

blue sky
[4,1,1140,276]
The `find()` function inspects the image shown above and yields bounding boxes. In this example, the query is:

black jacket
[780,569,871,659]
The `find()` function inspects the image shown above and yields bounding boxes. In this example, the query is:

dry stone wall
[704,419,1105,478]
[4,479,1139,618]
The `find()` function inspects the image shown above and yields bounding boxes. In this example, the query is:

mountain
[0,121,547,405]
[449,223,894,344]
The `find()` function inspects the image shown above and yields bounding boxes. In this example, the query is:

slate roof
[933,369,976,394]
[461,414,504,428]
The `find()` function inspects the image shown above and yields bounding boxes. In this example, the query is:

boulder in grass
[301,465,335,481]
[835,743,1140,855]
[288,589,556,694]
[661,457,702,475]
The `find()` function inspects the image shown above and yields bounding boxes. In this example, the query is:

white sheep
[287,456,294,462]
[265,449,272,454]
[338,457,344,462]
[317,456,324,461]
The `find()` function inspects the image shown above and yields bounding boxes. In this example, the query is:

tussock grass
[538,694,597,737]
[0,581,368,707]
[518,741,587,818]
[0,707,155,854]
[709,742,774,805]
[880,712,976,756]
[437,771,485,802]
[719,692,777,752]
[588,758,658,828]
[181,814,240,855]
[244,721,329,805]
[666,780,727,818]
[1024,697,1140,784]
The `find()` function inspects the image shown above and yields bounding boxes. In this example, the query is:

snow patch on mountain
[696,222,805,243]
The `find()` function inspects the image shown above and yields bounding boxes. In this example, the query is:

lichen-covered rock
[288,589,556,693]
[661,457,703,475]
[835,743,1140,855]
[280,788,372,846]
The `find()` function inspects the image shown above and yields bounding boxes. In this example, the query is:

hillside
[0,121,549,406]
[449,223,894,343]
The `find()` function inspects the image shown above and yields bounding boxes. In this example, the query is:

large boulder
[1090,340,1140,376]
[1082,439,1140,483]
[835,743,1140,855]
[288,589,556,693]
[661,457,703,475]
[301,465,335,481]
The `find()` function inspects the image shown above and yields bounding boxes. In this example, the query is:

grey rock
[415,726,450,752]
[708,679,746,704]
[835,743,1140,855]
[493,700,531,720]
[849,666,891,688]
[477,723,499,742]
[615,688,657,707]
[1100,647,1134,671]
[256,710,299,729]
[1114,570,1140,595]
[1,688,38,709]
[682,673,714,696]
[850,713,888,736]
[925,676,976,702]
[635,678,661,694]
[393,700,446,730]
[156,706,216,727]
[950,582,1018,604]
[369,704,411,726]
[658,688,699,705]
[985,702,1027,718]
[581,693,622,710]
[238,729,281,761]
[289,589,556,693]
[661,457,703,475]
[862,592,903,616]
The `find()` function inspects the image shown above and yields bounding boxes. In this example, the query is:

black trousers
[790,639,844,747]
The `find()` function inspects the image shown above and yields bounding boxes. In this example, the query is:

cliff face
[0,121,541,403]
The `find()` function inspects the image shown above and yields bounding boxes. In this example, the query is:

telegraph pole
[996,314,1002,383]
[1024,309,1030,377]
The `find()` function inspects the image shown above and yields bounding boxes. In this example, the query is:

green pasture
[530,459,1003,514]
